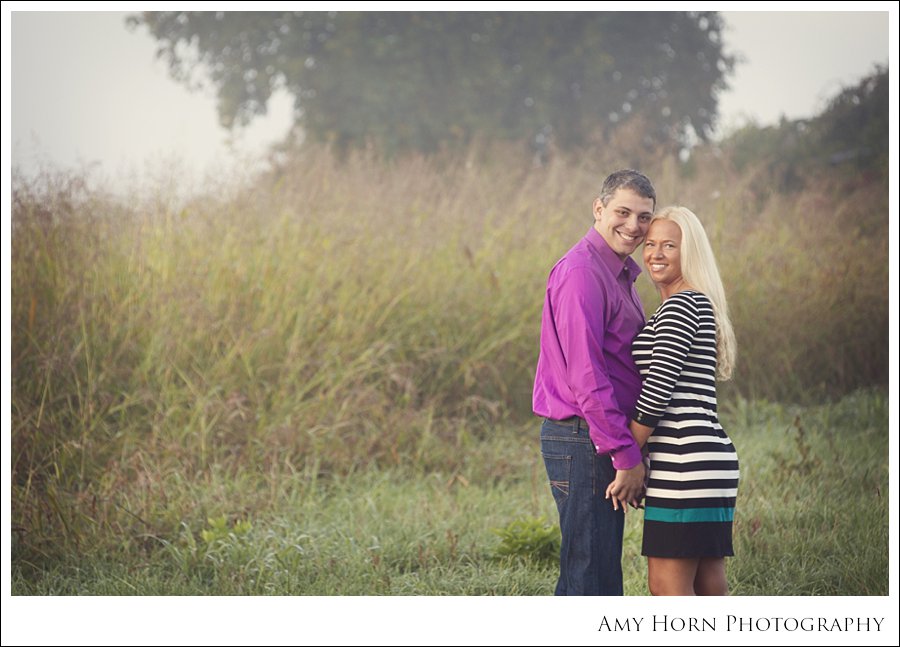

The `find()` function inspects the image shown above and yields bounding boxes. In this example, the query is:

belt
[547,415,588,431]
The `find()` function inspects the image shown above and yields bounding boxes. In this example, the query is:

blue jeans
[541,417,624,595]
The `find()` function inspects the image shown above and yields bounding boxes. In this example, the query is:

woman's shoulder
[654,290,708,324]
[665,289,714,309]
[661,289,706,309]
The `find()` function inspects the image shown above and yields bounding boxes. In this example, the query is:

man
[533,169,655,595]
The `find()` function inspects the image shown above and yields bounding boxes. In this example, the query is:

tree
[131,11,734,154]
[723,65,888,189]
[809,64,888,169]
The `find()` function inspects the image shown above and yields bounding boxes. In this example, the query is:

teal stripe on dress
[644,506,734,523]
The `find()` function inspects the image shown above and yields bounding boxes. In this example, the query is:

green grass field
[11,144,888,595]
[12,388,887,595]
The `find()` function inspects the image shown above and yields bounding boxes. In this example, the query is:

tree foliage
[724,65,888,188]
[810,64,888,167]
[132,11,734,154]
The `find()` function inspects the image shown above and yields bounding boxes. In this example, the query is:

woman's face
[643,219,684,289]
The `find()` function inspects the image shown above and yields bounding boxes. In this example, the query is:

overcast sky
[6,7,895,191]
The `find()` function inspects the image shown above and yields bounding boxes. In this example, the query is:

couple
[533,169,739,596]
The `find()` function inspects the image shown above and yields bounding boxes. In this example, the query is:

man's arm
[552,267,642,471]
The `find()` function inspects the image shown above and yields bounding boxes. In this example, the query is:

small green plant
[201,515,252,547]
[163,514,254,575]
[493,516,560,565]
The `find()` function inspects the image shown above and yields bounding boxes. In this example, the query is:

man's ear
[592,197,604,221]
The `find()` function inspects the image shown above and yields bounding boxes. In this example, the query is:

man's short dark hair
[599,170,656,209]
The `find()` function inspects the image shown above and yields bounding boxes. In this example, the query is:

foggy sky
[7,9,893,189]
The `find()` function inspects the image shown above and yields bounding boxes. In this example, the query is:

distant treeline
[724,66,887,188]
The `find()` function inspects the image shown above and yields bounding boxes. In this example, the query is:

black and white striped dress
[632,290,738,558]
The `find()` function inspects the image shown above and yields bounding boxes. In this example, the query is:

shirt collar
[585,227,642,283]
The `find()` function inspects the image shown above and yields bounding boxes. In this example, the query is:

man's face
[592,188,655,259]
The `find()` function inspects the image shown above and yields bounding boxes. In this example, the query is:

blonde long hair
[651,206,737,380]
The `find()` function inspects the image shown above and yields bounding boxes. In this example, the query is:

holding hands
[606,460,646,513]
[606,420,654,512]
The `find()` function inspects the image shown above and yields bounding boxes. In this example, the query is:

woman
[609,206,738,595]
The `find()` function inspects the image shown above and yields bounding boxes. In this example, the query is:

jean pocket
[542,452,572,506]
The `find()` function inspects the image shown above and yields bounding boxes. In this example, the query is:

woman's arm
[629,419,654,449]
[632,293,700,427]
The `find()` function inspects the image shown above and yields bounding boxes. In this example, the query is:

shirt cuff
[633,408,660,428]
[610,442,643,471]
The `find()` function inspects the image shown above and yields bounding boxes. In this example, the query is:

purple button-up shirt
[533,227,645,470]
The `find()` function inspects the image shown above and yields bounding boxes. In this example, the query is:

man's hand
[605,461,646,513]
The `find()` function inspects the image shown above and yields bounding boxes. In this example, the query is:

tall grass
[10,141,888,590]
